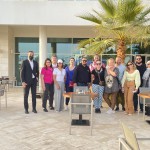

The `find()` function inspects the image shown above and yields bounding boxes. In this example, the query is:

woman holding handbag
[65,58,76,110]
[91,60,105,113]
[122,61,140,115]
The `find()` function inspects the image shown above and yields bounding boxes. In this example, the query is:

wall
[0,1,99,26]
[0,26,9,77]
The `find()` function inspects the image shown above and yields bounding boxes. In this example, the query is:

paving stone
[0,87,150,150]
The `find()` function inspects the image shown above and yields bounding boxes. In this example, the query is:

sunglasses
[127,63,133,66]
[136,58,141,60]
[82,60,87,62]
[96,63,101,65]
[147,64,150,65]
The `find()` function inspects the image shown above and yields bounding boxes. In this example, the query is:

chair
[73,86,89,93]
[0,84,7,108]
[119,122,150,150]
[0,86,5,110]
[138,87,150,118]
[9,76,17,87]
[69,93,93,135]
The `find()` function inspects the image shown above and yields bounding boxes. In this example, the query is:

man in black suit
[20,51,39,114]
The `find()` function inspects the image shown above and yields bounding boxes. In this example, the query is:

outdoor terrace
[0,87,150,150]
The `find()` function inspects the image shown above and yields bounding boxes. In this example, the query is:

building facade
[0,0,150,85]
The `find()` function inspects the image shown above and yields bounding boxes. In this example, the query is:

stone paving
[0,87,150,150]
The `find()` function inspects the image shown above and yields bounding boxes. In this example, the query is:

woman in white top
[122,61,140,115]
[53,59,66,112]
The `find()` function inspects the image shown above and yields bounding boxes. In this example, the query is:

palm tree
[78,0,150,61]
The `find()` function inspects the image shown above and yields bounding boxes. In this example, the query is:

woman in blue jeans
[65,58,76,110]
[91,60,105,113]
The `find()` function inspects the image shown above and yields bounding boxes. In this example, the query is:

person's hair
[115,56,122,60]
[28,50,34,54]
[82,56,87,60]
[93,54,100,60]
[51,54,57,58]
[146,60,150,67]
[70,57,75,61]
[107,58,115,65]
[135,55,142,59]
[44,58,52,70]
[126,61,136,71]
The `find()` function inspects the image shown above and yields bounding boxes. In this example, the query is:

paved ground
[0,87,150,150]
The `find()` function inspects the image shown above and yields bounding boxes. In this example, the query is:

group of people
[20,51,150,116]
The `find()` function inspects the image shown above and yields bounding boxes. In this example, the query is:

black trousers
[133,89,143,111]
[65,84,73,105]
[42,83,54,108]
[24,78,37,110]
[116,89,124,108]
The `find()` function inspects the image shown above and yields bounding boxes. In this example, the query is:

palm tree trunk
[116,40,126,63]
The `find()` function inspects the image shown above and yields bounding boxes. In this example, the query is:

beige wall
[0,26,9,77]
[0,26,15,78]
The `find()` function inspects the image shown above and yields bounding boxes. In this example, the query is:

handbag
[96,69,105,86]
[69,81,74,87]
[68,68,74,87]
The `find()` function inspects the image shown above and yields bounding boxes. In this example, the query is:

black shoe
[43,108,48,112]
[95,108,101,113]
[98,108,101,113]
[49,106,54,110]
[32,109,37,113]
[95,109,98,113]
[122,107,125,111]
[25,110,29,114]
[115,107,119,111]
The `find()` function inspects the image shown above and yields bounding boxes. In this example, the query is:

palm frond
[98,0,117,17]
[78,38,94,49]
[77,13,102,25]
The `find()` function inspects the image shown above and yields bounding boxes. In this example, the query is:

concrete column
[39,26,47,92]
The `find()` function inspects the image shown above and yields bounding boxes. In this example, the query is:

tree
[78,0,150,61]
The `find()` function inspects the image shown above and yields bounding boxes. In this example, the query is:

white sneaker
[65,105,68,111]
[128,114,132,116]
[112,110,115,114]
[106,108,112,114]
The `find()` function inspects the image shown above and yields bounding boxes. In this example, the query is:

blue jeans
[92,84,104,109]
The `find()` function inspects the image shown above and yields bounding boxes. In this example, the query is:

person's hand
[122,87,124,93]
[107,69,110,75]
[74,83,77,87]
[22,82,27,88]
[56,84,60,89]
[42,85,46,91]
[133,89,138,93]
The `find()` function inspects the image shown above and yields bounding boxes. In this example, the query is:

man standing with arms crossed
[21,51,39,114]
[73,56,91,87]
[134,55,146,112]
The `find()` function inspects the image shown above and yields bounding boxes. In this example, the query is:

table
[138,92,150,120]
[63,92,98,100]
[63,92,97,126]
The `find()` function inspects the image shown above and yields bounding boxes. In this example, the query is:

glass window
[15,37,39,85]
